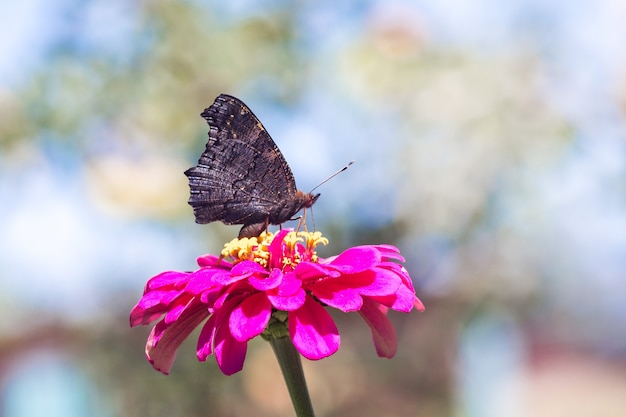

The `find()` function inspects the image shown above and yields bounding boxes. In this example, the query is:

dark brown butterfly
[185,94,320,238]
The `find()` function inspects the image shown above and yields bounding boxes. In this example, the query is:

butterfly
[185,94,320,238]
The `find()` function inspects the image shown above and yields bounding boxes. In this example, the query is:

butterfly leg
[293,209,313,233]
[297,208,316,233]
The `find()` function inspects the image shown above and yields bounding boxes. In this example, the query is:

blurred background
[1,1,626,416]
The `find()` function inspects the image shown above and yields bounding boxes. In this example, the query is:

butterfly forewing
[185,94,317,237]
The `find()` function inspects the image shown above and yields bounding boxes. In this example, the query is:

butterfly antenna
[309,160,355,193]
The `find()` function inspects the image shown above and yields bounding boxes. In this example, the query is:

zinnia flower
[130,229,424,375]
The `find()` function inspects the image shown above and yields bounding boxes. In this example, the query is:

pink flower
[130,229,424,375]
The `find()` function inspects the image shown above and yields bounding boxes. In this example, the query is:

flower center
[220,230,328,269]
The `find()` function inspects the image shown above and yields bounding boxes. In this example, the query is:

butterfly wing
[185,94,299,229]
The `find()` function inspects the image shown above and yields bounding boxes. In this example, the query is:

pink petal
[193,262,251,286]
[328,269,400,297]
[197,287,223,306]
[267,229,290,268]
[163,295,195,324]
[211,281,251,310]
[129,289,185,326]
[390,285,423,312]
[268,287,307,311]
[214,319,247,375]
[130,310,164,327]
[329,246,381,273]
[200,280,241,305]
[186,269,232,293]
[249,267,282,291]
[142,289,185,308]
[231,260,268,276]
[289,297,340,360]
[379,262,415,291]
[294,262,339,280]
[310,286,363,312]
[273,271,302,296]
[145,270,190,291]
[145,300,210,374]
[229,293,272,341]
[373,244,405,262]
[197,314,217,361]
[357,268,402,296]
[414,297,426,312]
[197,294,244,361]
[368,284,422,313]
[358,299,397,358]
[197,254,232,268]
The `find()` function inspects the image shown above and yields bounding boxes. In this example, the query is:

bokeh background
[2,1,626,416]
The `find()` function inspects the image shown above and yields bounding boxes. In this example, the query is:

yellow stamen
[283,232,304,247]
[220,230,328,269]
[300,231,329,251]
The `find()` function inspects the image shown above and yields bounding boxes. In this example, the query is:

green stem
[269,335,315,417]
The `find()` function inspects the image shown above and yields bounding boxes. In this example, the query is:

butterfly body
[185,94,319,238]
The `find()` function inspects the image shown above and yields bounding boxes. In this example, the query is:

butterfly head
[299,191,320,209]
